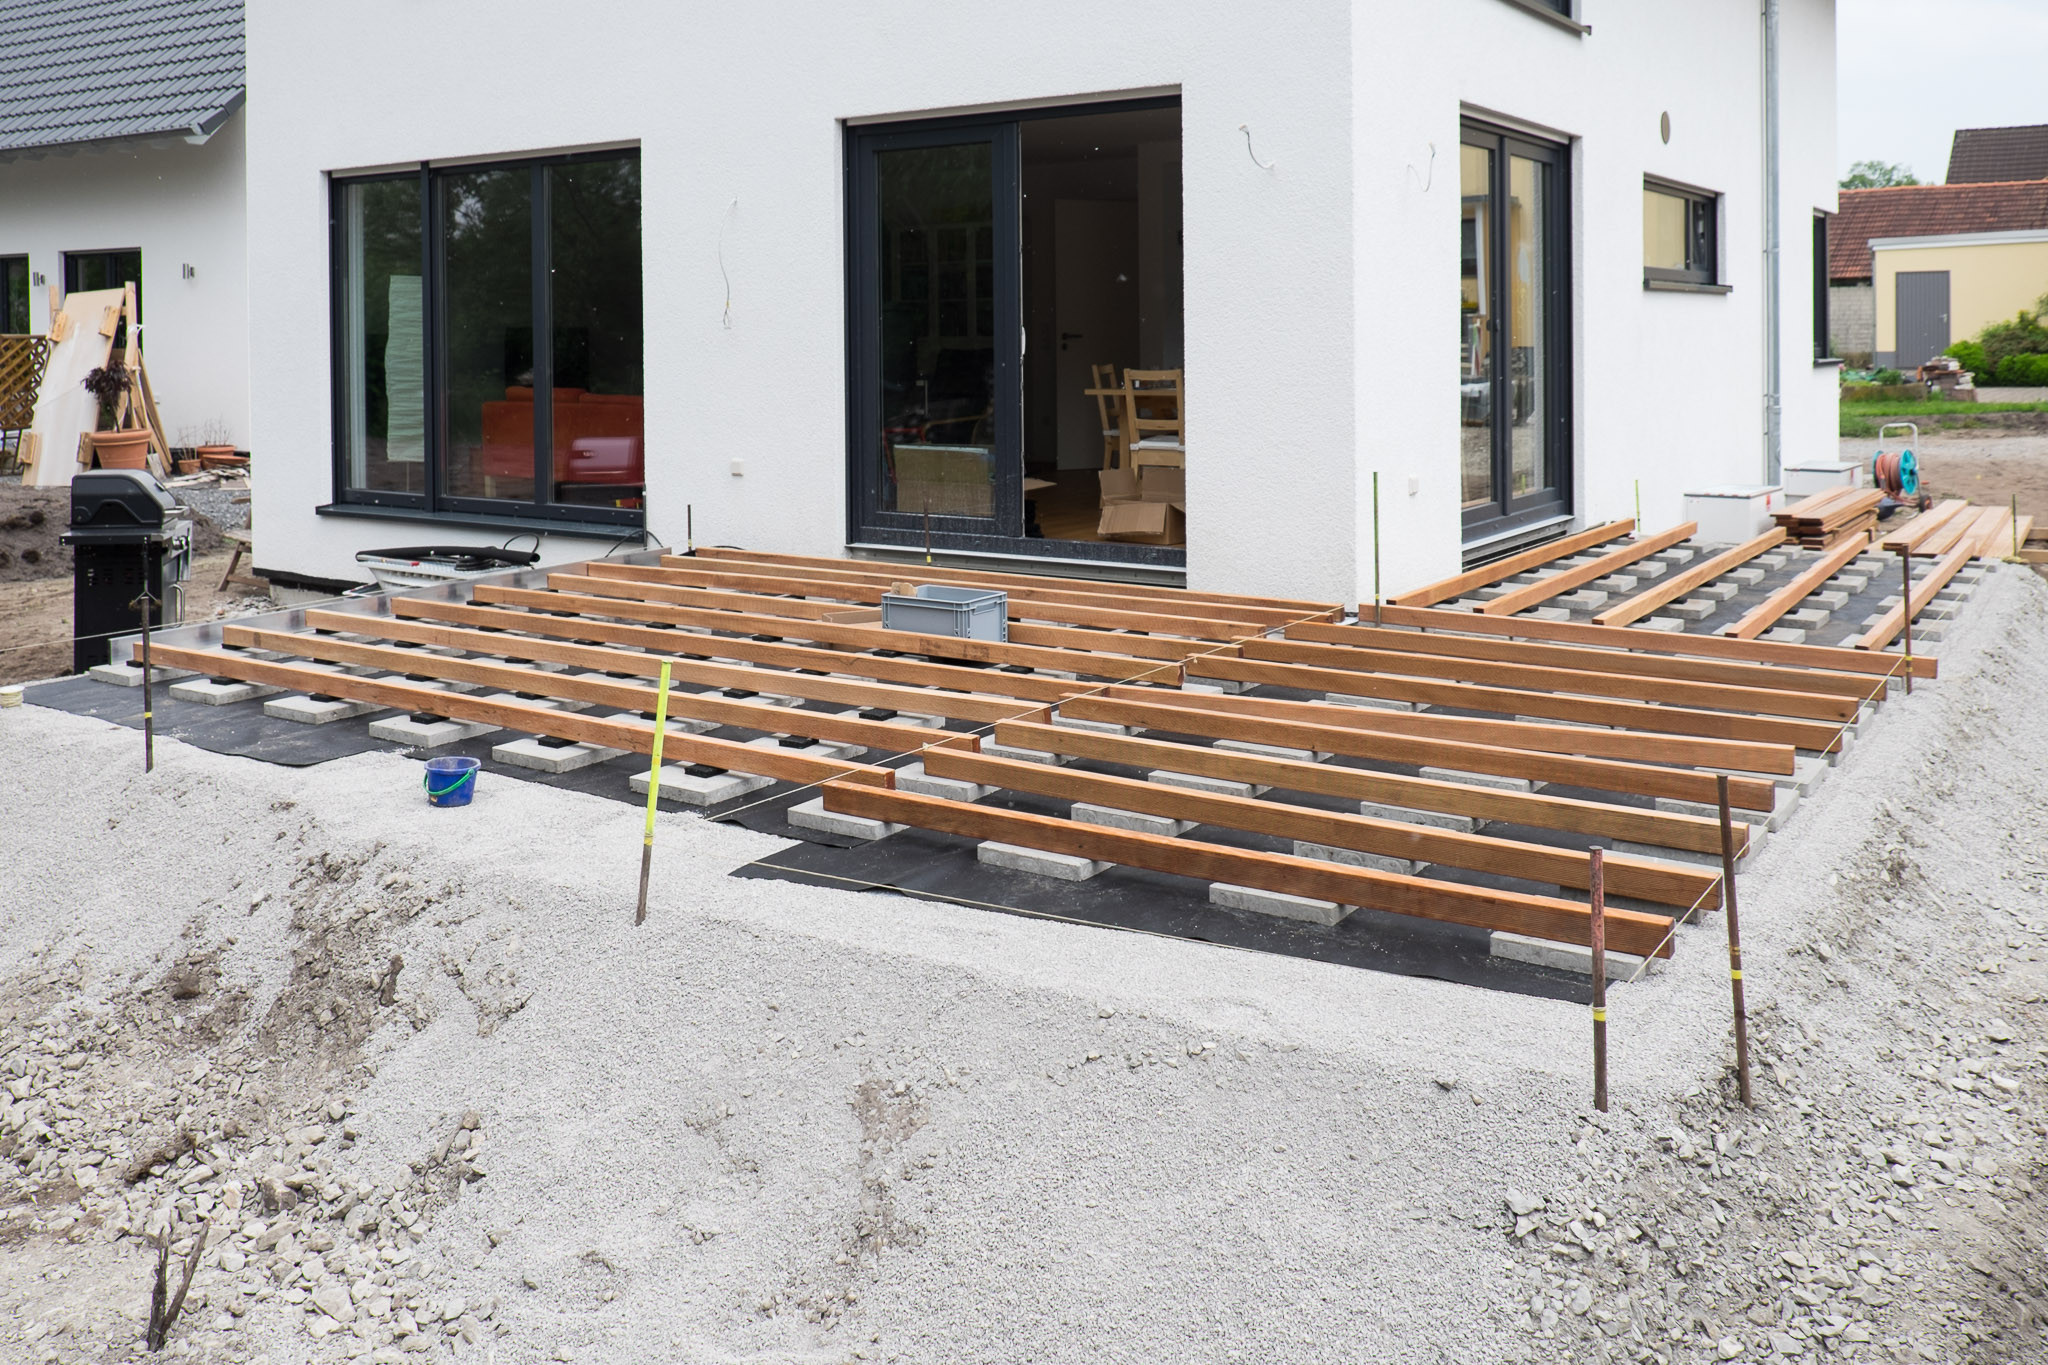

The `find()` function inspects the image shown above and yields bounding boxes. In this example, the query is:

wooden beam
[1183,654,1843,753]
[821,781,1676,956]
[1881,499,1967,554]
[1852,542,1976,650]
[922,747,1719,910]
[226,624,1007,747]
[137,645,898,787]
[1478,523,1697,615]
[579,560,1269,641]
[1720,536,1869,639]
[1389,521,1635,607]
[1315,605,1934,679]
[1051,694,1781,811]
[1593,529,1788,627]
[690,545,1340,615]
[1239,636,1858,722]
[995,719,1751,857]
[1275,620,1885,700]
[1097,685,1794,773]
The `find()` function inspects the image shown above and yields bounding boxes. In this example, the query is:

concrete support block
[1913,620,1948,641]
[1639,616,1688,633]
[976,841,1107,881]
[1180,675,1250,694]
[492,735,627,773]
[1419,766,1533,793]
[984,742,1070,765]
[1323,693,1420,712]
[1631,560,1670,579]
[1293,840,1417,876]
[168,677,283,705]
[745,734,866,763]
[1491,931,1655,977]
[1693,581,1740,601]
[1829,574,1869,594]
[1653,547,1698,565]
[367,714,498,748]
[1808,590,1850,611]
[1358,800,1476,833]
[478,691,581,715]
[1052,713,1131,736]
[88,660,196,687]
[263,694,385,725]
[1611,835,1759,872]
[630,765,774,806]
[1071,803,1195,837]
[1781,607,1831,629]
[1552,589,1609,611]
[1148,769,1269,798]
[786,796,904,841]
[1752,554,1789,571]
[1665,599,1717,621]
[1214,738,1326,763]
[1208,883,1350,926]
[1760,627,1808,644]
[894,761,995,801]
[1589,575,1638,594]
[1519,606,1572,622]
[834,706,944,729]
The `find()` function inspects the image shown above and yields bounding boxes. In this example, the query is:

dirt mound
[0,484,222,584]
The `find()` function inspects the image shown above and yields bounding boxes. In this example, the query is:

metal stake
[924,500,933,566]
[1716,774,1752,1107]
[131,548,157,774]
[1590,846,1608,1113]
[686,503,694,555]
[1899,548,1913,696]
[635,660,674,925]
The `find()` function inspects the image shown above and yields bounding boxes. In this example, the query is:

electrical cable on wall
[1406,141,1435,191]
[1238,125,1275,171]
[718,198,739,329]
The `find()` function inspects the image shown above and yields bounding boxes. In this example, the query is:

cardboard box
[1098,465,1186,544]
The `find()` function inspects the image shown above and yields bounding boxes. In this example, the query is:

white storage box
[1681,485,1784,545]
[1781,461,1865,499]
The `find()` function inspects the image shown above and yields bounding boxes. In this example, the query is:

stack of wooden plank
[1772,487,1882,549]
[1879,500,2036,560]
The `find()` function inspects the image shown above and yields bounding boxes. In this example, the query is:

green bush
[1993,352,2048,386]
[1944,339,1987,374]
[1870,368,1904,386]
[1977,291,2048,369]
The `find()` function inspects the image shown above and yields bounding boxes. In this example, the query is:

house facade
[247,0,1838,604]
[0,0,248,450]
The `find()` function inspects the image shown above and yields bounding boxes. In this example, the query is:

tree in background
[1840,160,1921,189]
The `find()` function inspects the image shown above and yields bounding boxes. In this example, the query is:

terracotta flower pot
[91,429,153,470]
[196,443,237,461]
[174,459,202,475]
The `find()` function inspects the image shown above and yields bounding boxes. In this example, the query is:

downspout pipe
[1762,0,1783,483]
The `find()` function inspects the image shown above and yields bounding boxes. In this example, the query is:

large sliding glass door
[1459,121,1570,551]
[846,99,1184,566]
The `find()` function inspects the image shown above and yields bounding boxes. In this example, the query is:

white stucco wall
[248,0,1834,599]
[0,109,250,450]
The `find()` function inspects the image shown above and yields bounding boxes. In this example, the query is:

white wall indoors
[0,110,250,450]
[249,0,1835,600]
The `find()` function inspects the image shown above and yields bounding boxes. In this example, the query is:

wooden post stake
[1716,774,1752,1107]
[634,660,673,925]
[1898,549,1913,696]
[1590,845,1608,1113]
[132,545,156,774]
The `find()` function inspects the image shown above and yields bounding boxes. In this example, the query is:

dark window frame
[1642,178,1720,288]
[1,255,30,333]
[843,96,1186,570]
[1460,118,1574,550]
[62,248,143,322]
[1812,210,1839,364]
[324,148,645,531]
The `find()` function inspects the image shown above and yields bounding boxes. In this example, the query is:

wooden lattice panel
[0,334,53,431]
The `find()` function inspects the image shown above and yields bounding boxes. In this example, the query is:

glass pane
[877,143,995,519]
[1460,144,1494,510]
[1644,188,1689,273]
[441,168,533,502]
[2,257,28,333]
[65,250,142,321]
[1020,104,1184,545]
[337,179,425,495]
[548,157,644,509]
[1508,155,1549,500]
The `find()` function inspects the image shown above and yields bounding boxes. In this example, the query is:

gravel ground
[0,569,2044,1364]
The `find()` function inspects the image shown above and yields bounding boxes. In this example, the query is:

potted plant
[193,416,239,468]
[81,361,152,470]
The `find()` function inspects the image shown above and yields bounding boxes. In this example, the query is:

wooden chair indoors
[1090,362,1125,468]
[1121,369,1184,470]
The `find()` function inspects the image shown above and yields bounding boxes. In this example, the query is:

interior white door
[1052,199,1138,471]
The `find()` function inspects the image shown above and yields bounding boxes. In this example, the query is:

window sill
[1814,356,1845,368]
[317,501,647,543]
[1643,278,1733,295]
[1493,0,1589,34]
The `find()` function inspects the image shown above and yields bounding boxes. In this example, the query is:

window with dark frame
[1812,211,1834,362]
[1,256,29,333]
[327,149,644,529]
[1642,180,1718,287]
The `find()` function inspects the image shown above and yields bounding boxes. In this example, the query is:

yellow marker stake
[634,661,673,926]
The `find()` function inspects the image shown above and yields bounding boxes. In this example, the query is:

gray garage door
[1894,270,1950,370]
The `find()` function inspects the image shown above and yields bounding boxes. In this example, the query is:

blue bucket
[423,755,480,807]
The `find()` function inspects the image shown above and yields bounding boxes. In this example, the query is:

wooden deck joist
[1719,536,1870,640]
[1592,529,1788,627]
[1389,521,1635,607]
[994,719,1752,858]
[820,781,1677,956]
[1477,523,1697,617]
[922,746,1720,910]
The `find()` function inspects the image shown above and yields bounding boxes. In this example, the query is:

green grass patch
[1839,398,2048,438]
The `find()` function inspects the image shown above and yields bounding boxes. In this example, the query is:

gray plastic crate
[880,584,1009,641]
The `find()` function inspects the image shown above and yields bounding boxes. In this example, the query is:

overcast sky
[1837,0,2048,183]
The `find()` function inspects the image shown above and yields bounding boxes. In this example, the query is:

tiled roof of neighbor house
[1947,124,2048,185]
[0,0,242,155]
[1828,180,2048,281]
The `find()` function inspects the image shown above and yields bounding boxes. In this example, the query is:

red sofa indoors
[479,387,645,491]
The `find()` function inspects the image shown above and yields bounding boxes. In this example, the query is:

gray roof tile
[0,0,243,153]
